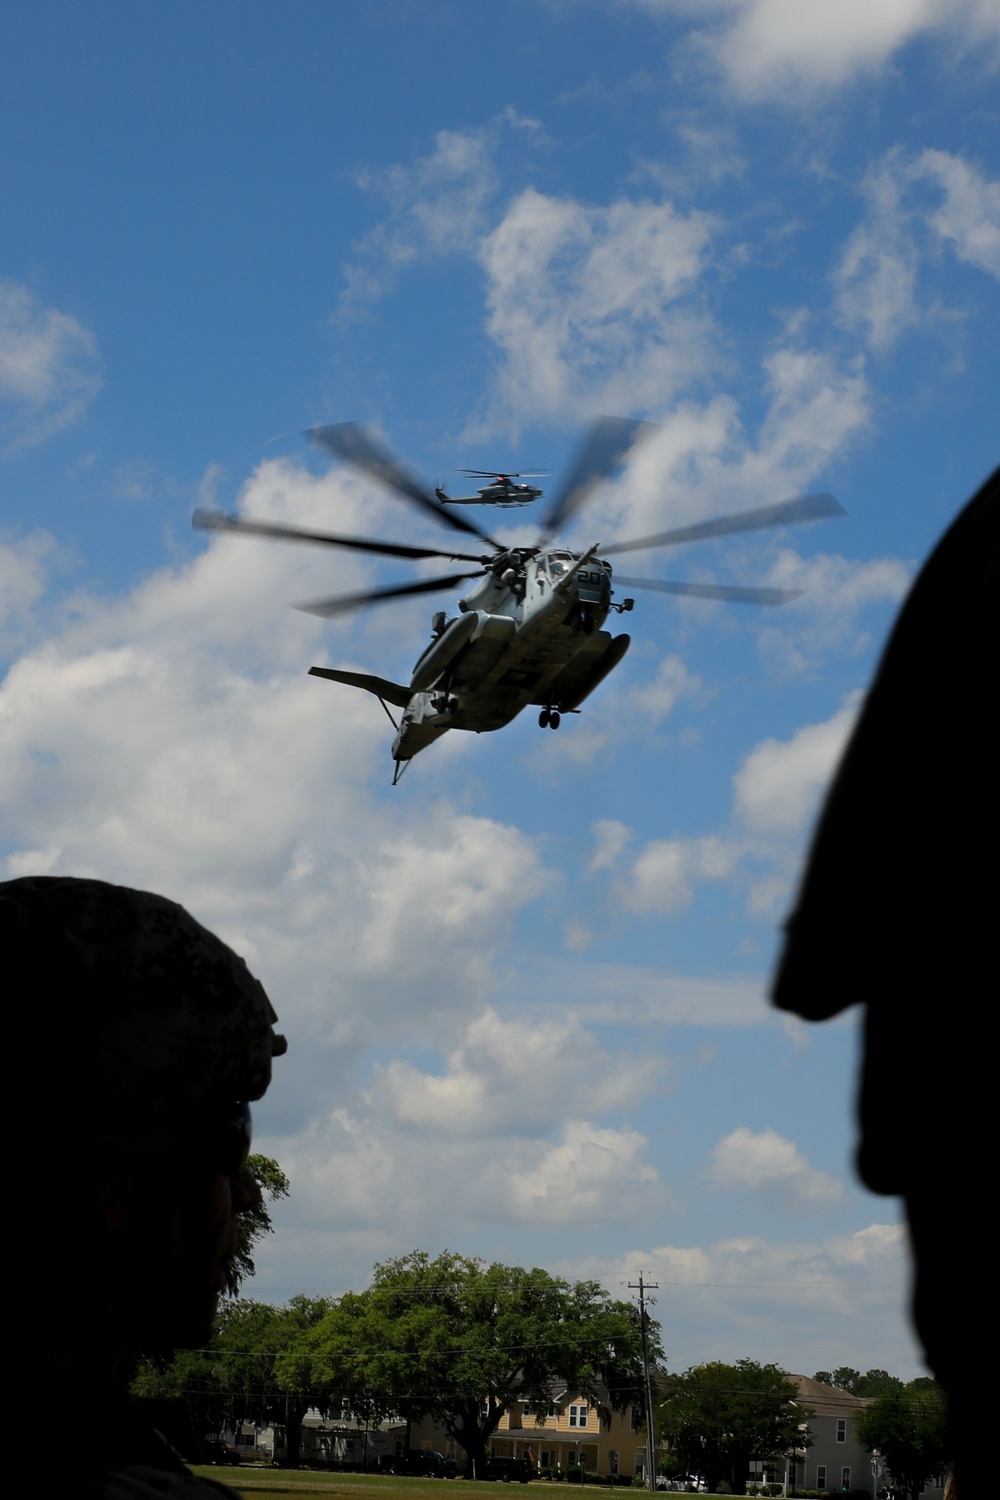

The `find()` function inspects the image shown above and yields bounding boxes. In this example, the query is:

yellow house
[413,1385,659,1479]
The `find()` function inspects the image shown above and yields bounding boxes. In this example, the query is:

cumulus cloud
[590,693,872,922]
[337,121,513,315]
[275,1104,665,1241]
[707,1126,844,1206]
[375,1005,665,1134]
[836,147,1000,350]
[732,696,859,834]
[0,279,102,446]
[565,1222,915,1374]
[623,834,739,915]
[472,188,716,432]
[0,456,555,1076]
[617,0,1000,101]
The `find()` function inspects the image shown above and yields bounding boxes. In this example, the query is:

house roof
[788,1376,874,1417]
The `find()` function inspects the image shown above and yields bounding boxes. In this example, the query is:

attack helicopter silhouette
[194,417,844,783]
[435,469,546,507]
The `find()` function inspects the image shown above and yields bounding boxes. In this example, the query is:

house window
[541,1453,552,1468]
[523,1404,534,1418]
[817,1466,827,1489]
[610,1452,620,1475]
[836,1419,847,1443]
[630,1407,642,1431]
[841,1469,851,1491]
[569,1405,589,1428]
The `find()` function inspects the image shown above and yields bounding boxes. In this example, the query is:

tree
[814,1368,904,1398]
[299,1250,657,1477]
[228,1153,290,1294]
[855,1380,949,1500]
[133,1295,334,1467]
[656,1360,806,1495]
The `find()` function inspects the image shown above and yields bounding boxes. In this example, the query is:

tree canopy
[133,1294,333,1467]
[228,1153,290,1294]
[855,1379,949,1500]
[295,1249,657,1476]
[656,1360,805,1494]
[813,1367,905,1398]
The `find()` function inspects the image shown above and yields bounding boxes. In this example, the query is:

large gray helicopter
[194,417,844,783]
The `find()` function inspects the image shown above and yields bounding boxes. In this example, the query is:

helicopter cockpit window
[548,554,572,577]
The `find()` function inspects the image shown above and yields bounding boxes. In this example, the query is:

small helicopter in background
[435,469,547,508]
[195,418,844,783]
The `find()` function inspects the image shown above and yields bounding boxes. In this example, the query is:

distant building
[412,1381,667,1479]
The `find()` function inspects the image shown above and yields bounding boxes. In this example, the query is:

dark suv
[382,1450,457,1478]
[483,1457,534,1483]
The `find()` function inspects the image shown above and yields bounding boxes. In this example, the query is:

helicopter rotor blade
[294,570,486,618]
[539,416,657,541]
[192,509,488,564]
[308,423,501,549]
[603,492,846,557]
[613,576,804,606]
[457,469,548,478]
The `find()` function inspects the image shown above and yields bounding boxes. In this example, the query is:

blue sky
[3,2,998,1379]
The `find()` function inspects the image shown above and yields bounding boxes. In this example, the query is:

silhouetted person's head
[3,875,286,1380]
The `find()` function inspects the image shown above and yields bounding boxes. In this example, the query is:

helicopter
[434,469,547,507]
[194,417,845,783]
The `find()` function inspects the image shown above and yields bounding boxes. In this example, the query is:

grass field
[189,1475,738,1500]
[189,1473,641,1500]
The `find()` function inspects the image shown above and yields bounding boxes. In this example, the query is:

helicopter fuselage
[312,547,631,770]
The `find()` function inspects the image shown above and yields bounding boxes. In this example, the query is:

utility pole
[628,1273,659,1493]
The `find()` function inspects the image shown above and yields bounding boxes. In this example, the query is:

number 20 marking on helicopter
[195,418,844,783]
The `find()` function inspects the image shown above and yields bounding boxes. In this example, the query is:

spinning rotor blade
[604,492,846,557]
[295,570,486,618]
[539,416,656,541]
[457,468,548,478]
[308,423,501,548]
[614,576,803,606]
[192,508,486,564]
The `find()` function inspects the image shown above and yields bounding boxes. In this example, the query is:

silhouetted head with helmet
[4,875,286,1497]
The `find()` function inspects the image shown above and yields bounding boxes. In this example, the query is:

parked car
[203,1440,242,1467]
[381,1450,457,1478]
[483,1457,534,1483]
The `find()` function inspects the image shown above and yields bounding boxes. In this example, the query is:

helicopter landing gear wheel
[549,711,561,729]
[539,709,550,728]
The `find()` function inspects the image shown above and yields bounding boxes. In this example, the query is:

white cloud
[375,1005,665,1135]
[567,1222,916,1374]
[836,147,1000,351]
[473,188,716,431]
[754,552,912,676]
[918,148,1000,278]
[732,696,860,834]
[0,279,102,446]
[617,0,1000,101]
[623,834,739,915]
[507,1120,662,1224]
[707,1126,844,1206]
[592,694,870,922]
[0,455,554,1077]
[275,1105,665,1238]
[626,654,704,725]
[337,126,501,315]
[0,529,62,651]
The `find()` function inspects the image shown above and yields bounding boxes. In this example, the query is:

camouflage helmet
[2,875,286,1158]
